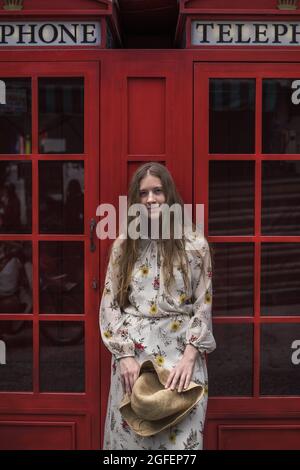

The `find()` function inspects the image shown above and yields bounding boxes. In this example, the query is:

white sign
[192,21,300,46]
[0,80,6,104]
[0,22,101,47]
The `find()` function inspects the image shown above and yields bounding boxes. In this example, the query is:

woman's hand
[165,344,199,393]
[118,357,140,395]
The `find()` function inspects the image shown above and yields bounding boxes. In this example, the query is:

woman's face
[139,174,166,220]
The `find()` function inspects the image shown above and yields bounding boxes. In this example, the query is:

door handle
[90,218,96,252]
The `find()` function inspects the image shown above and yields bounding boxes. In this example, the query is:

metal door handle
[90,218,96,252]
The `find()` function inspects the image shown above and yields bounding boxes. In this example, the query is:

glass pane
[209,79,255,154]
[0,241,32,314]
[0,161,32,233]
[39,78,84,154]
[209,323,253,396]
[39,242,84,314]
[39,321,84,392]
[261,323,300,395]
[262,161,300,235]
[261,243,300,316]
[263,79,300,154]
[0,78,31,154]
[213,243,254,316]
[39,161,84,234]
[209,161,255,235]
[0,321,33,391]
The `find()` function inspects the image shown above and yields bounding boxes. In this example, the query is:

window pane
[39,78,84,154]
[0,161,32,233]
[209,161,255,235]
[262,161,300,235]
[261,324,300,395]
[39,321,84,392]
[39,242,84,314]
[0,321,32,391]
[213,243,254,316]
[209,79,255,154]
[0,241,32,314]
[263,79,300,154]
[39,161,84,234]
[0,78,31,154]
[209,323,253,396]
[261,243,300,316]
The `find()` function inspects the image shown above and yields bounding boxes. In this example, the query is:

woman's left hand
[165,344,199,393]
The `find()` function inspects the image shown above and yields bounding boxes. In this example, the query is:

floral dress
[99,232,216,450]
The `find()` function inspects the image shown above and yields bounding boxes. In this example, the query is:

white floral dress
[99,232,216,450]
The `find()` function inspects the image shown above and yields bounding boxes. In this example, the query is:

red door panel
[195,63,300,450]
[0,62,100,450]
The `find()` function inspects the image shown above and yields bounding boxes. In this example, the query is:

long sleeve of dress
[99,239,135,360]
[185,236,216,355]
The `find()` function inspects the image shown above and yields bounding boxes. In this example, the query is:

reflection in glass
[0,78,31,154]
[209,161,255,235]
[261,243,300,316]
[39,78,84,154]
[213,243,254,316]
[39,242,84,314]
[39,321,84,392]
[209,79,255,154]
[39,161,84,234]
[0,321,32,391]
[261,324,300,395]
[0,161,32,233]
[209,323,253,396]
[263,79,300,154]
[0,242,32,314]
[262,161,300,235]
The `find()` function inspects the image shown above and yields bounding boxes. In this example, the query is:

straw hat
[119,359,204,437]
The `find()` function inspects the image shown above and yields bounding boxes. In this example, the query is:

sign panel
[192,21,300,46]
[0,22,101,46]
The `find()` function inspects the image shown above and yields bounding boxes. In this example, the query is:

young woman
[99,162,216,450]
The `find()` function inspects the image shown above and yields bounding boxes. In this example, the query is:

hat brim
[119,359,205,437]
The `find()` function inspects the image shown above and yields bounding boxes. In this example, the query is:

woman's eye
[139,191,147,198]
[154,188,163,194]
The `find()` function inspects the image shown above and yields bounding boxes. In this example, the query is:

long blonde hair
[112,162,199,309]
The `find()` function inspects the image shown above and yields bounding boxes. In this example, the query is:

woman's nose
[146,191,155,203]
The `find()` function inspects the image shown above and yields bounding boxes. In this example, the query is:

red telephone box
[0,0,300,450]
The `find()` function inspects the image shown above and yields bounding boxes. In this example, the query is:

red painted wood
[0,60,100,449]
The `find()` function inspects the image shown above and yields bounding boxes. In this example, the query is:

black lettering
[0,25,14,44]
[195,23,214,43]
[272,23,288,43]
[217,24,233,43]
[38,24,58,44]
[290,24,300,44]
[253,24,269,44]
[58,23,78,44]
[16,24,37,44]
[82,23,97,44]
[236,24,251,43]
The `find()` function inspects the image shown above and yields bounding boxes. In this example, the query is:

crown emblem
[277,0,298,9]
[3,0,23,10]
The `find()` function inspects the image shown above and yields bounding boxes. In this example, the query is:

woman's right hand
[118,357,140,395]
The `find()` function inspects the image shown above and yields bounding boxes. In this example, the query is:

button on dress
[99,231,216,450]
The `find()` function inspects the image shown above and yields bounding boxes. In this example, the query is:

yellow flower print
[204,383,208,395]
[205,290,212,303]
[179,293,186,305]
[140,265,149,276]
[150,303,158,315]
[170,320,181,332]
[169,432,177,444]
[103,330,112,339]
[155,355,165,367]
[103,287,111,296]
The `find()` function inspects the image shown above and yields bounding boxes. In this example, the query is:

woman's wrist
[183,343,199,361]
